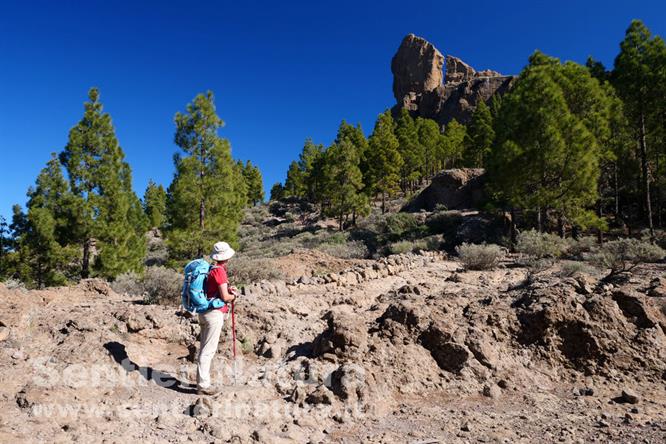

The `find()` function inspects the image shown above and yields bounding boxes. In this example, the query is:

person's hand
[229,285,239,296]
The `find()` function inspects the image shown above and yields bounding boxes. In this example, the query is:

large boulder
[402,168,486,212]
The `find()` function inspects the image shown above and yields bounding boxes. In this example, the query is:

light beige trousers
[197,309,225,389]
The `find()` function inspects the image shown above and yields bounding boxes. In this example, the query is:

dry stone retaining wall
[241,251,446,298]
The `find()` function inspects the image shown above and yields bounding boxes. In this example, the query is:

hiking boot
[197,385,221,396]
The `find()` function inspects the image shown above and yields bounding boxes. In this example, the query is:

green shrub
[516,230,569,258]
[422,234,445,251]
[589,238,665,277]
[455,243,503,270]
[383,213,419,238]
[388,241,418,254]
[425,210,464,235]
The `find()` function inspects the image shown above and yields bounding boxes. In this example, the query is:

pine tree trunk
[381,192,386,214]
[537,206,542,233]
[558,215,565,238]
[656,145,662,227]
[510,208,517,252]
[597,202,604,244]
[82,238,90,279]
[639,112,654,236]
[614,162,620,218]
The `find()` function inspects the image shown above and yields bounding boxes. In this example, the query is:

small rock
[497,379,509,389]
[482,384,501,399]
[0,326,9,342]
[461,422,471,432]
[620,389,639,404]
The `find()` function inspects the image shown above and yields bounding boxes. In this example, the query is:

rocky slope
[1,252,665,443]
[392,33,514,126]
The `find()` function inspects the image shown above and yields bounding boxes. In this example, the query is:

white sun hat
[210,241,235,262]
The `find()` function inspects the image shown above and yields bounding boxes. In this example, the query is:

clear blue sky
[1,0,665,221]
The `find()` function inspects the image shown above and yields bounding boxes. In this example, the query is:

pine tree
[298,139,326,202]
[416,117,441,177]
[586,57,609,82]
[143,180,167,229]
[322,139,366,229]
[166,91,246,261]
[284,160,305,197]
[440,119,467,168]
[394,109,423,191]
[613,20,662,235]
[489,56,601,233]
[0,216,11,278]
[270,182,285,201]
[334,121,370,189]
[367,111,403,212]
[59,88,147,278]
[242,160,265,206]
[464,101,495,168]
[13,154,80,287]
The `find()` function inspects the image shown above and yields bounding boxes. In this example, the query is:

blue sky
[1,0,665,221]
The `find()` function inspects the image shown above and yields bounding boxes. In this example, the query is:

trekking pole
[231,300,237,385]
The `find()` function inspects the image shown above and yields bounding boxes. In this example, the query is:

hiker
[197,241,238,395]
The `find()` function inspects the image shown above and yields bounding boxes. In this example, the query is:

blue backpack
[181,258,225,316]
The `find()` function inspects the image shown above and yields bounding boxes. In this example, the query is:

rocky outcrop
[402,168,487,212]
[391,34,444,109]
[391,34,514,125]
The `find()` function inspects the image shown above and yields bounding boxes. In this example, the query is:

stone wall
[241,251,446,298]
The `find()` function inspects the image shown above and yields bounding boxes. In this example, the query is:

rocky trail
[1,252,665,443]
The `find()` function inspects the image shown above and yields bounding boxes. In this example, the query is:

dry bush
[2,278,26,291]
[112,267,182,305]
[589,238,665,278]
[558,260,593,277]
[142,266,182,305]
[456,243,503,270]
[317,240,369,259]
[111,272,142,296]
[516,230,569,259]
[566,236,598,257]
[227,256,285,285]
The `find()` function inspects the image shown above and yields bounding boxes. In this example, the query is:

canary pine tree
[367,110,403,212]
[322,139,366,229]
[242,160,264,206]
[59,88,146,279]
[394,108,423,191]
[166,91,246,261]
[143,180,167,229]
[464,101,495,168]
[489,55,601,233]
[613,20,666,235]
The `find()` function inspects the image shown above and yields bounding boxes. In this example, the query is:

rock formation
[402,168,487,212]
[391,34,514,125]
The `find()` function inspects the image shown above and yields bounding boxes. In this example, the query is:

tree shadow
[103,341,197,395]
